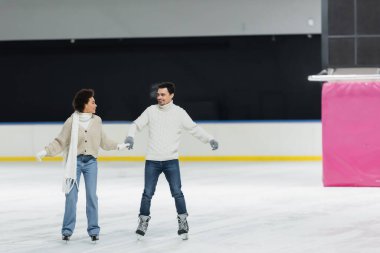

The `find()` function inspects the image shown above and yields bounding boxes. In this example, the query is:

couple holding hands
[36,82,219,242]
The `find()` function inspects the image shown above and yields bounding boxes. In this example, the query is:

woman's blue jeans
[139,159,188,216]
[61,155,100,236]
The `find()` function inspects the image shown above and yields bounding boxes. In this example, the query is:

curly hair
[72,89,95,112]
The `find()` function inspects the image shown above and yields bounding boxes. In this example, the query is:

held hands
[36,150,47,162]
[115,136,135,151]
[124,136,134,150]
[117,143,129,150]
[210,139,219,150]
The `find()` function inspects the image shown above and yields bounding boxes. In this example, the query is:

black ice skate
[136,215,151,240]
[62,235,70,242]
[177,214,189,240]
[90,235,99,242]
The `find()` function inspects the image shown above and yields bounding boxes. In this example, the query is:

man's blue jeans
[61,155,100,236]
[139,159,188,216]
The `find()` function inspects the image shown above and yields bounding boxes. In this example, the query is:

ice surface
[1,161,380,253]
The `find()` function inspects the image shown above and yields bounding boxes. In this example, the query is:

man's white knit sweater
[128,101,214,161]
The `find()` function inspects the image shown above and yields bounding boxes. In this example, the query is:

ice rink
[1,161,380,253]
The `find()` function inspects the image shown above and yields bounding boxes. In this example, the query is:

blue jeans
[139,159,188,216]
[62,155,100,236]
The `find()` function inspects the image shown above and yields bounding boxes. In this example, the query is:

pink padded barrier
[322,82,380,186]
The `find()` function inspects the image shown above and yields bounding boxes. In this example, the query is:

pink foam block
[322,82,380,186]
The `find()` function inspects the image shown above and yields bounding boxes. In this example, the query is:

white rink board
[0,121,322,157]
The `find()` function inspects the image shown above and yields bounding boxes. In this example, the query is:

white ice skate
[136,215,151,240]
[180,233,189,240]
[177,214,189,240]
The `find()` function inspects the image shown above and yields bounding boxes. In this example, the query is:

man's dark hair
[72,89,95,112]
[157,82,176,94]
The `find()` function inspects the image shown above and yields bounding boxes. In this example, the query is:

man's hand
[36,150,47,162]
[124,136,134,150]
[210,139,219,150]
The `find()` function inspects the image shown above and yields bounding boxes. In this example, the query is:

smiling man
[124,81,219,240]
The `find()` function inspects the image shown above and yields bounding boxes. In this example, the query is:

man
[125,82,218,240]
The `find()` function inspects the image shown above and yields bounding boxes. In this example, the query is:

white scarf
[62,111,92,194]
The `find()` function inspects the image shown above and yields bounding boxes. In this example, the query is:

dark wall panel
[0,35,321,122]
[358,37,380,65]
[323,0,380,67]
[328,38,355,66]
[328,0,355,35]
[357,0,380,34]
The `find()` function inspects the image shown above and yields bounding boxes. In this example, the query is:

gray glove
[124,136,134,150]
[210,139,218,150]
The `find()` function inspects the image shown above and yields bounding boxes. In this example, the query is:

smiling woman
[84,97,97,113]
[34,88,127,242]
[72,89,97,114]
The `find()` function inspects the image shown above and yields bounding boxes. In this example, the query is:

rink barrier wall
[0,120,322,162]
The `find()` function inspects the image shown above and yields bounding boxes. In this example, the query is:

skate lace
[178,218,188,231]
[137,219,149,232]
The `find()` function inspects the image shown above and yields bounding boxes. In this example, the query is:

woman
[36,88,126,242]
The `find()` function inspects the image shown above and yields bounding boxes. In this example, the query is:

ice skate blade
[62,235,70,243]
[137,234,144,240]
[180,233,188,240]
[90,235,99,243]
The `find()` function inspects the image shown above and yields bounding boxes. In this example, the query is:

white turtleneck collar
[158,100,174,111]
[77,112,93,129]
[78,112,92,122]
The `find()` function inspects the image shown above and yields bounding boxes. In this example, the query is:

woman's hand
[36,150,47,162]
[117,143,129,151]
